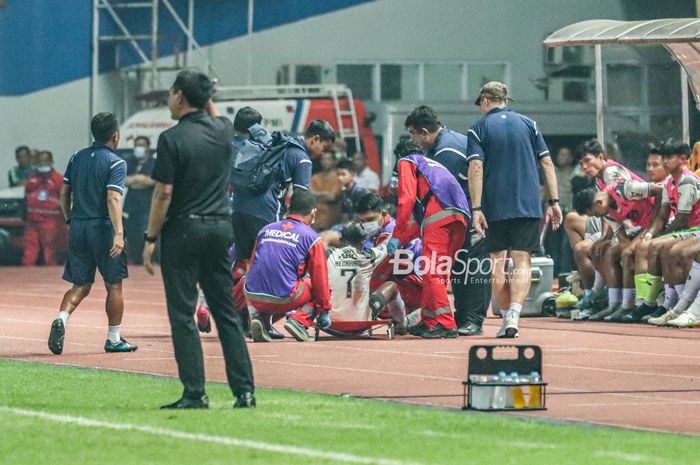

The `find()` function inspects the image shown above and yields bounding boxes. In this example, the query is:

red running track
[2,266,700,435]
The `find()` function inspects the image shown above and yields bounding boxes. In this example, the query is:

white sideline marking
[541,344,700,360]
[0,406,421,465]
[257,359,462,382]
[593,451,661,463]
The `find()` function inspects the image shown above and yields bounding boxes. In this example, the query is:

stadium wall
[1,0,694,187]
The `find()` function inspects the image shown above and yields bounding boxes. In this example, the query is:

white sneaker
[648,310,681,326]
[667,311,700,328]
[496,310,519,338]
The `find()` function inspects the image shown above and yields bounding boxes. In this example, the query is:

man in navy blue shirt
[467,82,562,338]
[48,112,137,355]
[404,105,491,337]
[228,113,334,339]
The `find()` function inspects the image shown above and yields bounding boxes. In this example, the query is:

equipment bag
[230,131,290,195]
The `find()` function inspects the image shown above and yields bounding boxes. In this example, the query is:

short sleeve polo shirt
[152,110,233,218]
[64,142,126,220]
[426,127,469,196]
[467,107,550,222]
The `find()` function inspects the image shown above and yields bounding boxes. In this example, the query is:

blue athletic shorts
[63,219,128,285]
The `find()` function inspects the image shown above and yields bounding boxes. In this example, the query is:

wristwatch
[547,199,559,206]
[143,232,158,243]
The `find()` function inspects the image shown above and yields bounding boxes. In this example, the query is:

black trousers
[125,211,149,265]
[161,216,254,399]
[452,232,492,327]
[231,212,271,261]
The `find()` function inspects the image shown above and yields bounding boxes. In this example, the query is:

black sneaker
[457,323,483,336]
[104,338,138,353]
[588,306,618,321]
[265,315,285,340]
[420,323,458,339]
[573,307,596,321]
[604,306,633,323]
[161,394,209,409]
[625,303,659,323]
[234,392,256,409]
[640,305,667,323]
[48,318,65,355]
[407,321,427,336]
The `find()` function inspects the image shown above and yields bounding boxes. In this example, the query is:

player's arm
[307,239,332,313]
[666,182,697,233]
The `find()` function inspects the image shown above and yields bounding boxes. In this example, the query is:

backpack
[230,131,291,195]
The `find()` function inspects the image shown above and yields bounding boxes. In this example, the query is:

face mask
[360,220,381,237]
[37,166,52,174]
[133,146,147,159]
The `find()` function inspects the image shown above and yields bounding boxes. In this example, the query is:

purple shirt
[245,216,320,298]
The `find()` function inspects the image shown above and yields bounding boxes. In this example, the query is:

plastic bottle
[528,371,542,408]
[491,371,508,409]
[469,375,493,410]
[509,372,526,409]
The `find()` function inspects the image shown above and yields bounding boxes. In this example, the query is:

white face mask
[133,146,147,159]
[359,220,381,237]
[37,166,52,174]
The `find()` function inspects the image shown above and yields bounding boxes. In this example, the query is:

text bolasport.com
[391,250,531,279]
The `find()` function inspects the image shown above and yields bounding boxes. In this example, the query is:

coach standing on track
[143,71,255,409]
[467,82,561,339]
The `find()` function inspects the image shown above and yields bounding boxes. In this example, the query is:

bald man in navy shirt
[468,82,562,339]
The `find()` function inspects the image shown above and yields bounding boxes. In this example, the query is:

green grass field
[0,360,697,465]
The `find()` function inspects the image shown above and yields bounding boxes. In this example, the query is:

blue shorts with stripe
[63,219,128,285]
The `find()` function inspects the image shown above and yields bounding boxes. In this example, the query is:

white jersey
[327,244,388,322]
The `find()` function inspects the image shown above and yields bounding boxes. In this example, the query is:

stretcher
[314,319,395,340]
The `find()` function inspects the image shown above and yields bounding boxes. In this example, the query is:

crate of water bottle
[462,345,547,411]
[466,371,546,411]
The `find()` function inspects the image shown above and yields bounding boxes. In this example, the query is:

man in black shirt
[143,71,255,409]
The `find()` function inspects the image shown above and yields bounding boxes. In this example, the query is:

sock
[58,311,70,326]
[685,297,700,318]
[674,283,685,297]
[680,261,700,302]
[583,289,592,302]
[108,325,121,344]
[593,271,605,291]
[387,293,407,327]
[634,273,650,302]
[663,285,678,312]
[621,288,636,309]
[508,303,523,316]
[671,296,692,315]
[607,288,622,310]
[646,275,663,306]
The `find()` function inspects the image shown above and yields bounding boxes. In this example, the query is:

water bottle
[469,375,493,410]
[509,372,526,409]
[491,372,508,409]
[528,371,542,408]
